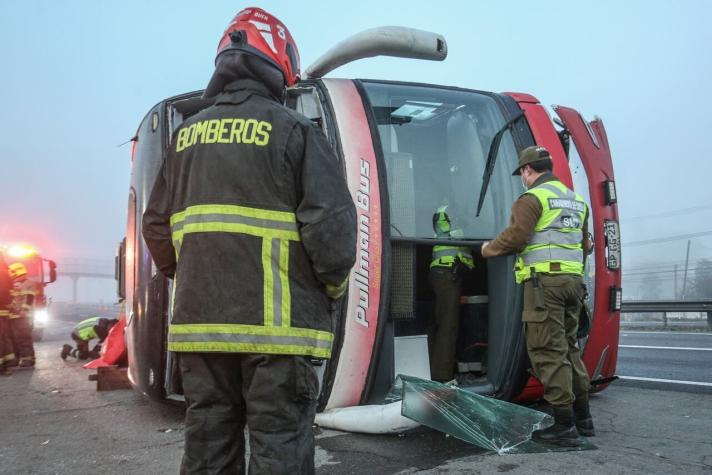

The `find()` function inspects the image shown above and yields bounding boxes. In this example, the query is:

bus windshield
[361,81,523,240]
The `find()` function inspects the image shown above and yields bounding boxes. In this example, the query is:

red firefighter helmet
[215,7,300,86]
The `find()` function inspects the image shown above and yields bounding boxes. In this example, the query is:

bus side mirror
[47,260,57,284]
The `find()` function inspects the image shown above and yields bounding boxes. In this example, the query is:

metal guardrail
[620,300,712,313]
[620,300,712,331]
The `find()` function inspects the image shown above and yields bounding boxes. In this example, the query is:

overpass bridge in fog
[56,258,115,303]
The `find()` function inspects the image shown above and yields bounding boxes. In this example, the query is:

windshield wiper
[475,112,525,217]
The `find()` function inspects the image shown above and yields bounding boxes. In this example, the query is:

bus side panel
[125,105,169,400]
[321,79,384,410]
[504,93,573,188]
[554,106,621,389]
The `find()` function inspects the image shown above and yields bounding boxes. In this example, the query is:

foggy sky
[1,0,710,302]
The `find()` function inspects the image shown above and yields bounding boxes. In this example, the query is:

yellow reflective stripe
[170,204,300,251]
[170,204,297,227]
[280,239,291,328]
[168,323,333,339]
[262,238,291,328]
[168,340,331,358]
[168,323,333,357]
[262,238,274,327]
[172,221,299,243]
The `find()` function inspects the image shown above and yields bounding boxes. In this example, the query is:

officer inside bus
[429,205,474,382]
[481,146,594,446]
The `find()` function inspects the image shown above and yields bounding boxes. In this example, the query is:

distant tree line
[687,258,712,299]
[633,258,712,300]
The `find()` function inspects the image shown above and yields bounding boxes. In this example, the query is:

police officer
[0,253,15,376]
[481,146,593,446]
[8,262,38,368]
[429,205,474,382]
[142,7,356,474]
[61,316,118,360]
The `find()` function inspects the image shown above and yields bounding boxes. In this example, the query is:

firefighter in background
[481,146,594,446]
[429,205,474,382]
[142,7,356,474]
[8,262,38,368]
[0,253,15,375]
[60,316,119,360]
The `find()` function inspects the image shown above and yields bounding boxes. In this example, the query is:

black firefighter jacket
[142,79,357,358]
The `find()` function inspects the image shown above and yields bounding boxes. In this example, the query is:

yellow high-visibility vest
[515,181,586,283]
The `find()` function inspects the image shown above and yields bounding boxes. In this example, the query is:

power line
[623,266,711,277]
[624,230,712,247]
[626,204,712,222]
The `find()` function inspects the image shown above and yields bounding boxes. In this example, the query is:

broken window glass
[388,375,596,454]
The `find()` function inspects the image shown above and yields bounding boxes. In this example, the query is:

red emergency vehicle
[2,244,57,341]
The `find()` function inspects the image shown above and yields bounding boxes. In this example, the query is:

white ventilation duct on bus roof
[304,26,447,79]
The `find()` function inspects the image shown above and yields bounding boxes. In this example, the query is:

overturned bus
[116,27,621,412]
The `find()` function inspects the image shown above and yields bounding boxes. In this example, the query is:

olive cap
[512,146,551,175]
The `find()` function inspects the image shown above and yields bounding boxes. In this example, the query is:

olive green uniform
[429,206,474,382]
[483,173,591,407]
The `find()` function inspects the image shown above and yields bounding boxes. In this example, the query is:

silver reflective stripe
[168,332,332,349]
[271,239,283,327]
[521,246,583,265]
[529,230,583,246]
[172,213,298,234]
[537,183,574,200]
[432,248,460,259]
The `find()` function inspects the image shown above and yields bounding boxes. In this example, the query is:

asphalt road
[617,331,712,394]
[2,318,711,474]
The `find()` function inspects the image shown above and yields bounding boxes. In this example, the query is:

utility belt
[525,267,583,308]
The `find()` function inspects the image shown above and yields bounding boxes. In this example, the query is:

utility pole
[674,264,678,299]
[681,240,691,300]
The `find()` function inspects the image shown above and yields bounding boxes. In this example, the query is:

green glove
[325,277,349,300]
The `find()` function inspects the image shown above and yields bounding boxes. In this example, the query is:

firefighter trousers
[0,317,15,371]
[428,266,462,382]
[9,316,34,361]
[522,274,591,407]
[179,352,319,475]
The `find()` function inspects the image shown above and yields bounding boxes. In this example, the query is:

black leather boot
[532,405,581,446]
[574,400,595,437]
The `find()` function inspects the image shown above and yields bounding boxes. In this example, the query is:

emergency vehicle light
[7,245,37,258]
[34,308,50,325]
[604,180,617,205]
[609,287,622,312]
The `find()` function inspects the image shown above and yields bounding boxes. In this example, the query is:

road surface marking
[621,331,712,336]
[618,376,712,387]
[619,345,712,351]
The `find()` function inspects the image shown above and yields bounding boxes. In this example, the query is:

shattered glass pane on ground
[390,375,597,454]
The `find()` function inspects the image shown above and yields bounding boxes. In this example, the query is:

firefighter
[481,146,594,446]
[8,262,38,368]
[61,316,118,360]
[429,205,474,382]
[142,7,356,474]
[0,253,15,376]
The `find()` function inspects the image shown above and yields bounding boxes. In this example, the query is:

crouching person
[61,317,118,360]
